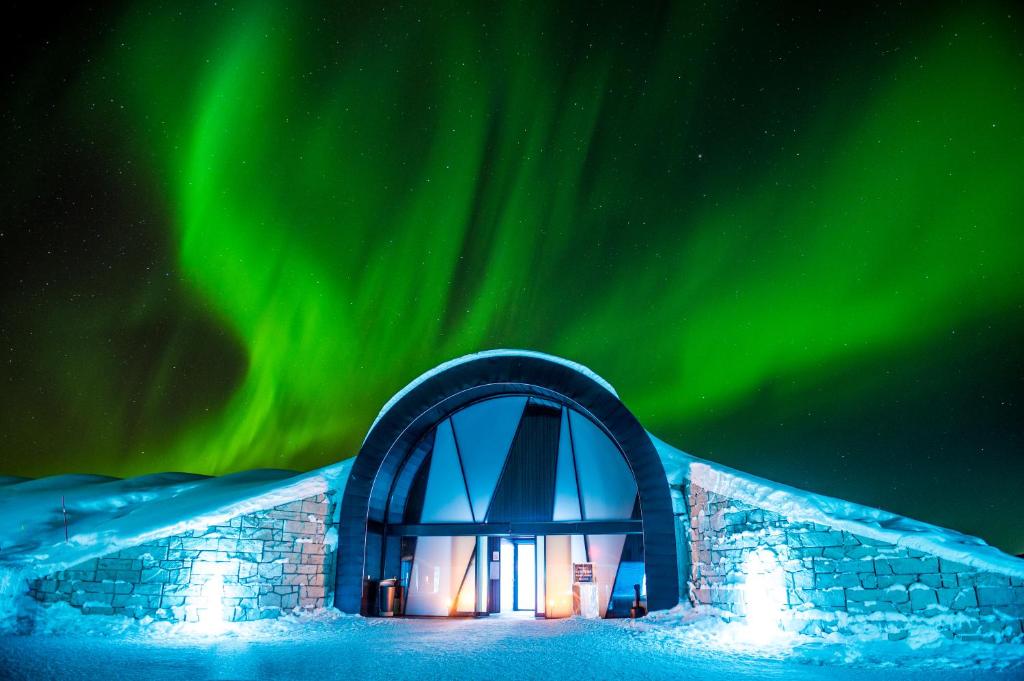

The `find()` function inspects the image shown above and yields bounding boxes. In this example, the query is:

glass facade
[543,534,588,617]
[451,396,527,521]
[419,419,474,523]
[552,409,583,522]
[390,396,646,618]
[569,410,638,521]
[403,535,475,616]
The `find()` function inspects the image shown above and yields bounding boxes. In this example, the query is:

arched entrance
[336,351,678,617]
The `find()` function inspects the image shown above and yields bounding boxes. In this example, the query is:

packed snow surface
[652,434,1024,579]
[1,605,1021,680]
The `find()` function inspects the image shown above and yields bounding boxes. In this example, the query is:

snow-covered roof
[651,434,1024,580]
[367,349,619,441]
[0,461,351,581]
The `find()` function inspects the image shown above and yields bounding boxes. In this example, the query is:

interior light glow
[739,548,787,644]
[195,574,226,633]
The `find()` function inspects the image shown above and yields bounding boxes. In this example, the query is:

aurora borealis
[1,2,1022,552]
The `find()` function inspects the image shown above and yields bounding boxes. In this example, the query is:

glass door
[513,539,536,611]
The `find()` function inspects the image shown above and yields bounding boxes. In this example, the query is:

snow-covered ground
[1,605,1022,680]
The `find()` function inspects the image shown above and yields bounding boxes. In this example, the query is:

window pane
[545,535,573,618]
[535,536,546,614]
[570,410,637,521]
[499,539,515,613]
[609,560,645,617]
[420,419,474,523]
[586,533,626,618]
[451,397,527,521]
[552,408,583,521]
[455,552,476,613]
[405,535,475,616]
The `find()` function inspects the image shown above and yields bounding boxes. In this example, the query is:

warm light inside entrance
[740,548,788,642]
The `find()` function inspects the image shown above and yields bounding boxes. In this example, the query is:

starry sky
[1,2,1022,554]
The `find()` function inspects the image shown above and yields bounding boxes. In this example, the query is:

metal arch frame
[335,353,680,614]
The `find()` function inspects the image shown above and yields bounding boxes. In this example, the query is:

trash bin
[361,578,379,615]
[378,578,398,617]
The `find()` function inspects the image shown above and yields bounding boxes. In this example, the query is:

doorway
[499,537,536,614]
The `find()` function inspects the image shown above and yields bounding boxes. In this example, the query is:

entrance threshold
[493,610,536,620]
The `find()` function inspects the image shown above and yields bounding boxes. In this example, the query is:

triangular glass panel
[607,534,646,617]
[553,408,583,521]
[485,403,560,522]
[586,534,627,618]
[569,409,637,520]
[455,547,477,613]
[451,396,527,521]
[419,418,474,523]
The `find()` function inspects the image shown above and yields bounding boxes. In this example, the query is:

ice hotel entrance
[336,351,679,618]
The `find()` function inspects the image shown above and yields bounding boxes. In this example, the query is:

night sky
[2,2,1022,554]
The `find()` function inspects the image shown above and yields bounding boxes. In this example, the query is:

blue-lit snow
[1,604,1022,680]
[0,461,352,626]
[652,434,1024,579]
[3,354,1024,676]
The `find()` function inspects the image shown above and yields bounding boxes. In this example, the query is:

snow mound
[0,460,352,603]
[637,604,1024,672]
[651,434,1024,579]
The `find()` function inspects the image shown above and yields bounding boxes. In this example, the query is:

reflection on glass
[455,552,476,613]
[586,534,627,617]
[404,536,475,616]
[545,535,573,618]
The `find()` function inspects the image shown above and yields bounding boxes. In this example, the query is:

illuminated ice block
[572,582,599,619]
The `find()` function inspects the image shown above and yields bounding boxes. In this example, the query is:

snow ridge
[650,434,1024,579]
[0,461,352,580]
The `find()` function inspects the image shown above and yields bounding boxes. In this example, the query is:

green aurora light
[2,2,1022,551]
